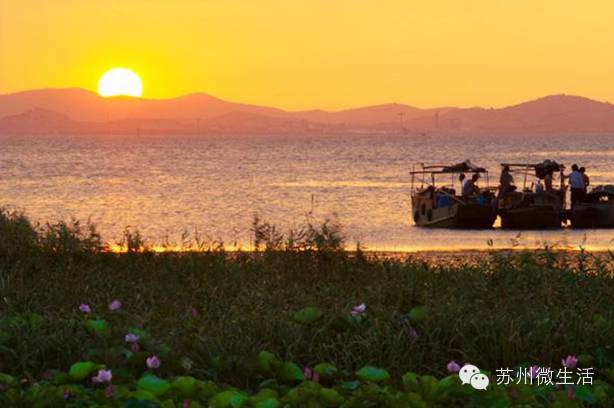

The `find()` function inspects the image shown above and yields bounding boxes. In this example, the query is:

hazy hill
[432,95,614,134]
[0,88,287,123]
[2,89,614,135]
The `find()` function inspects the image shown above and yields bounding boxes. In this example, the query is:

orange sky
[1,0,614,110]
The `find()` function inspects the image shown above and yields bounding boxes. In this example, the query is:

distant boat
[410,161,497,228]
[497,161,565,229]
[569,185,614,228]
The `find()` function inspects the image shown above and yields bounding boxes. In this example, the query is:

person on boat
[535,179,544,193]
[498,166,516,196]
[544,169,556,193]
[564,164,585,206]
[580,167,590,193]
[462,174,480,197]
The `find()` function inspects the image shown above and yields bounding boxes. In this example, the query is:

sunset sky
[1,0,614,110]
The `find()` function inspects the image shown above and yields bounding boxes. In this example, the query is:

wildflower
[63,389,72,400]
[351,303,367,316]
[146,355,161,369]
[79,304,91,314]
[108,299,122,311]
[131,343,140,353]
[92,369,112,384]
[528,366,539,379]
[567,386,576,400]
[303,367,313,379]
[446,360,461,373]
[104,384,114,397]
[183,400,190,408]
[409,328,419,339]
[125,333,138,343]
[561,355,578,368]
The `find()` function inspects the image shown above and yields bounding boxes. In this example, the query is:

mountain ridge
[1,88,614,135]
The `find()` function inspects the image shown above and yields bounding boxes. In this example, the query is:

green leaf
[196,380,219,398]
[407,393,427,408]
[402,372,420,392]
[85,319,108,335]
[122,399,160,408]
[68,361,98,381]
[319,388,344,406]
[356,366,390,383]
[0,373,17,385]
[314,363,338,379]
[256,351,281,373]
[172,376,197,397]
[342,381,360,390]
[278,362,305,384]
[210,390,248,408]
[575,386,595,403]
[137,374,171,397]
[254,398,280,408]
[293,307,324,324]
[408,306,427,325]
[420,375,440,402]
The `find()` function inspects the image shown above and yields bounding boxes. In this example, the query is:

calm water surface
[2,134,614,251]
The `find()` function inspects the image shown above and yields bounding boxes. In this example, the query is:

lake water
[2,134,614,251]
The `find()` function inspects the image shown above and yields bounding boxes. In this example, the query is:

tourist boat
[569,185,614,228]
[497,161,565,229]
[410,161,497,228]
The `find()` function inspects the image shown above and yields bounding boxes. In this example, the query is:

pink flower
[125,333,138,343]
[79,304,91,314]
[104,384,114,397]
[183,400,190,408]
[446,360,461,373]
[92,369,112,384]
[108,299,122,311]
[63,389,72,400]
[131,343,140,353]
[567,386,576,400]
[351,303,367,316]
[409,328,419,339]
[303,367,313,379]
[528,366,539,379]
[561,355,578,368]
[146,355,161,369]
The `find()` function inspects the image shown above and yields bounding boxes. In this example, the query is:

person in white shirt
[462,174,480,197]
[565,164,585,206]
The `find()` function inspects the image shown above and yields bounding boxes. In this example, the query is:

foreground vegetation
[1,210,614,407]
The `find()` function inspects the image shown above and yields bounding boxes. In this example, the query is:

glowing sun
[98,68,143,97]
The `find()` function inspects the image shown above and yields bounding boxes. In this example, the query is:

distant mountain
[0,88,286,123]
[1,88,614,135]
[431,95,614,134]
[0,108,81,134]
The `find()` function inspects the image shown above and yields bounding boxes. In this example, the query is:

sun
[98,68,143,97]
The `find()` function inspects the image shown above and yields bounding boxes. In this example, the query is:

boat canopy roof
[410,160,487,175]
[588,185,614,197]
[501,159,564,179]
